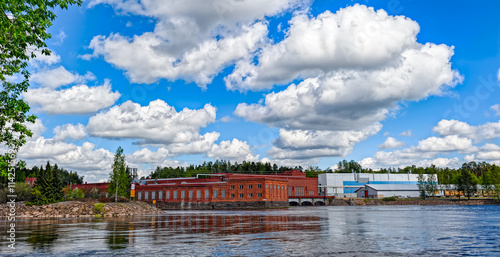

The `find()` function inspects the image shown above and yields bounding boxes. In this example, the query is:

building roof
[355,184,420,192]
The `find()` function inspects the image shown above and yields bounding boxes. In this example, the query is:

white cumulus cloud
[87,99,217,145]
[18,121,115,182]
[433,119,500,141]
[31,66,96,89]
[416,135,477,153]
[207,138,259,161]
[268,124,381,160]
[24,81,121,114]
[53,124,87,141]
[85,0,307,86]
[379,137,406,149]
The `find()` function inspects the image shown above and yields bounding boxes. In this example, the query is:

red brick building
[225,170,319,197]
[135,171,319,209]
[25,177,36,186]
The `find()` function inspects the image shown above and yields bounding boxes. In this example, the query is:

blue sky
[18,0,500,182]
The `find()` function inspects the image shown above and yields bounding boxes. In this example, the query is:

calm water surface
[2,205,500,256]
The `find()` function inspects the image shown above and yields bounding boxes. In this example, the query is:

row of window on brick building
[137,183,288,201]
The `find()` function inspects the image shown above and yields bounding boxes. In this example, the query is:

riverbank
[1,200,160,218]
[330,198,500,206]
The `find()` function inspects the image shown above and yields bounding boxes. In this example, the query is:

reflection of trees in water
[106,219,130,250]
[26,223,59,249]
[23,219,72,250]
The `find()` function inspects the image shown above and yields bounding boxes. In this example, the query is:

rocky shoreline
[330,198,500,206]
[1,201,160,219]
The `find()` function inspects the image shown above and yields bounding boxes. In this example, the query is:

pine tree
[28,162,64,205]
[52,164,63,201]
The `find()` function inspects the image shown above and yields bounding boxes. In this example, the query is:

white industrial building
[355,184,421,198]
[318,173,436,198]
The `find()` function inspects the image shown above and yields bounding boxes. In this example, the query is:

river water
[2,205,499,256]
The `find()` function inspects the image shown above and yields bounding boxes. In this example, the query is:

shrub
[88,188,103,199]
[66,188,85,200]
[0,182,32,202]
[26,188,48,206]
[382,196,398,202]
[94,203,105,217]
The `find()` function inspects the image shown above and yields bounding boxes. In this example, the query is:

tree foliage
[0,163,83,186]
[417,173,427,199]
[336,160,362,173]
[28,162,64,205]
[457,168,479,200]
[144,159,297,179]
[108,147,131,199]
[0,0,82,176]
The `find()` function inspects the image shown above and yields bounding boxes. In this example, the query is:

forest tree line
[0,162,84,187]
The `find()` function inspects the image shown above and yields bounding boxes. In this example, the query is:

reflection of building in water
[132,214,321,234]
[135,171,326,209]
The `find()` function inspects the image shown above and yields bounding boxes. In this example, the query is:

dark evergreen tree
[52,164,63,201]
[457,169,478,200]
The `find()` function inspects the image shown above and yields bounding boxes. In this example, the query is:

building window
[222,190,226,198]
[145,191,149,200]
[197,190,201,199]
[249,193,253,198]
[248,184,253,189]
[205,190,209,198]
[230,185,235,190]
[258,184,262,189]
[274,185,277,189]
[309,190,314,196]
[159,191,163,199]
[214,190,218,198]
[189,191,193,199]
[266,184,268,189]
[152,191,156,200]
[295,186,304,196]
[181,191,185,199]
[138,192,142,200]
[174,191,178,199]
[281,185,284,189]
[258,193,262,197]
[239,193,244,198]
[231,194,235,198]
[166,191,170,199]
[239,185,244,189]
[288,187,291,196]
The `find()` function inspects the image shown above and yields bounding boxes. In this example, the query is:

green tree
[335,160,362,173]
[457,169,478,200]
[108,147,130,201]
[0,0,82,176]
[426,173,438,199]
[417,173,427,199]
[28,162,63,205]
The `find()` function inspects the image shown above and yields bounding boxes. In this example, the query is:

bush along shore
[0,200,160,219]
[329,198,500,206]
